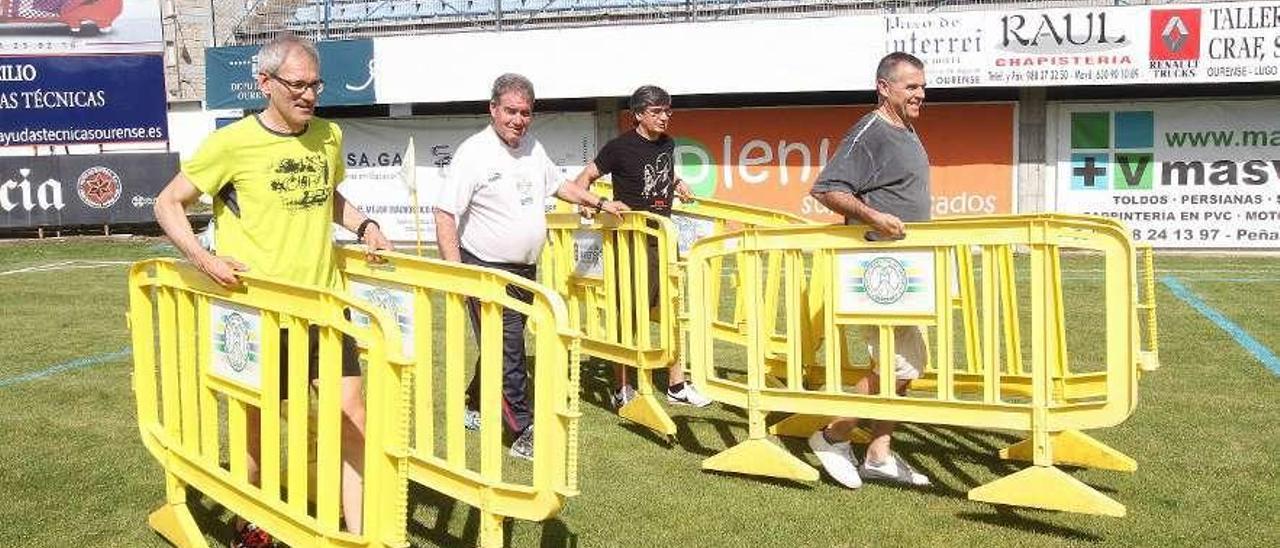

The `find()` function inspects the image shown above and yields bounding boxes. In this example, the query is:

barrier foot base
[618,393,676,438]
[148,503,207,548]
[1138,351,1160,372]
[478,511,505,548]
[968,465,1126,517]
[768,414,872,444]
[1000,430,1137,472]
[702,438,818,482]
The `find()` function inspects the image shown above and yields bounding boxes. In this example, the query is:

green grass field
[1,238,1278,547]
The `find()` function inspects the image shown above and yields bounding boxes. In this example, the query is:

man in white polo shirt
[433,73,624,460]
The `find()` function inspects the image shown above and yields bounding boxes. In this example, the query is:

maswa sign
[1054,99,1280,248]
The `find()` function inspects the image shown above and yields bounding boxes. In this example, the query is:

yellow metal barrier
[542,189,814,438]
[541,211,681,436]
[687,214,1141,516]
[337,249,582,548]
[128,259,413,547]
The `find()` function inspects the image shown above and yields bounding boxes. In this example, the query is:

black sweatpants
[460,248,536,435]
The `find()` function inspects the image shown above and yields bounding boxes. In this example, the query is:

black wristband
[356,218,379,241]
[593,197,604,212]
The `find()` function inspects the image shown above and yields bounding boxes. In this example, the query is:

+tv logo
[1070,111,1155,191]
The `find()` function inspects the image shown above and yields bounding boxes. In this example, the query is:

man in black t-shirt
[569,85,712,411]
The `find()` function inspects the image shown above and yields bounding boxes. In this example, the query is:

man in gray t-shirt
[806,52,934,491]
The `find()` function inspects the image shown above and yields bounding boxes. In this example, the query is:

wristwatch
[356,218,379,241]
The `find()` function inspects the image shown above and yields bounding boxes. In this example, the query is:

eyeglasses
[268,73,325,95]
[643,107,673,117]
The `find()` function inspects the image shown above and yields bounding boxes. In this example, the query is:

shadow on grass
[956,508,1103,543]
[407,483,579,547]
[184,488,233,545]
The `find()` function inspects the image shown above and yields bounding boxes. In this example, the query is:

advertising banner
[205,39,376,110]
[0,151,178,228]
[337,113,595,243]
[634,104,1015,222]
[373,16,882,103]
[0,55,168,147]
[0,0,163,55]
[1053,99,1280,248]
[885,1,1280,88]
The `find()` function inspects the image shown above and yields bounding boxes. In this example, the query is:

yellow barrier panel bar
[258,312,282,505]
[934,247,955,401]
[954,246,981,374]
[284,317,309,516]
[980,247,999,404]
[479,300,504,482]
[197,299,219,470]
[316,325,342,532]
[445,292,467,468]
[1138,245,1161,371]
[158,288,181,441]
[688,215,1139,516]
[413,288,434,455]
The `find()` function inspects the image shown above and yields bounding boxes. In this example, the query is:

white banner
[1054,99,1280,248]
[336,113,595,243]
[875,2,1280,89]
[363,2,1279,103]
[373,16,882,102]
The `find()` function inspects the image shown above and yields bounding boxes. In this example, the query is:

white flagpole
[399,136,423,256]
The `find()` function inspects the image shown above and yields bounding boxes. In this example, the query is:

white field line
[0,260,133,277]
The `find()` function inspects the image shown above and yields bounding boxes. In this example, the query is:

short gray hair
[875,52,924,84]
[257,34,319,75]
[491,73,535,103]
[628,85,671,114]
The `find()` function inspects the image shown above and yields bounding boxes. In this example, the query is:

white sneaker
[807,430,862,489]
[860,452,931,486]
[667,383,713,407]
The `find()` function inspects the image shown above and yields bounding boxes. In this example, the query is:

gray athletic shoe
[859,451,931,486]
[509,427,534,461]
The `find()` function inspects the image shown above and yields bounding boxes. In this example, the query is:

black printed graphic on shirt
[269,153,331,211]
[595,131,675,214]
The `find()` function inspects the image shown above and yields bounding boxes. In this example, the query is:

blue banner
[205,39,376,110]
[0,55,168,147]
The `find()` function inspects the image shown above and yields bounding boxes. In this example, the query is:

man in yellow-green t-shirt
[153,34,389,545]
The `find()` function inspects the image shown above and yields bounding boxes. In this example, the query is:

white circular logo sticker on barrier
[572,230,604,279]
[863,256,909,305]
[835,250,936,315]
[349,279,415,359]
[211,301,262,390]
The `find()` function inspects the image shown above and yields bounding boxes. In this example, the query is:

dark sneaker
[611,384,638,410]
[509,427,534,461]
[231,523,273,548]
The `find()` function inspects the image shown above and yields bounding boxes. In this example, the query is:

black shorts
[277,323,362,400]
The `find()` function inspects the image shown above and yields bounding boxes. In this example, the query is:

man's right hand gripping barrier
[687,214,1143,517]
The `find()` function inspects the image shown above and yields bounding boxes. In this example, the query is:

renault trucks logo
[1150,9,1201,61]
[76,166,122,208]
[1070,111,1154,191]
